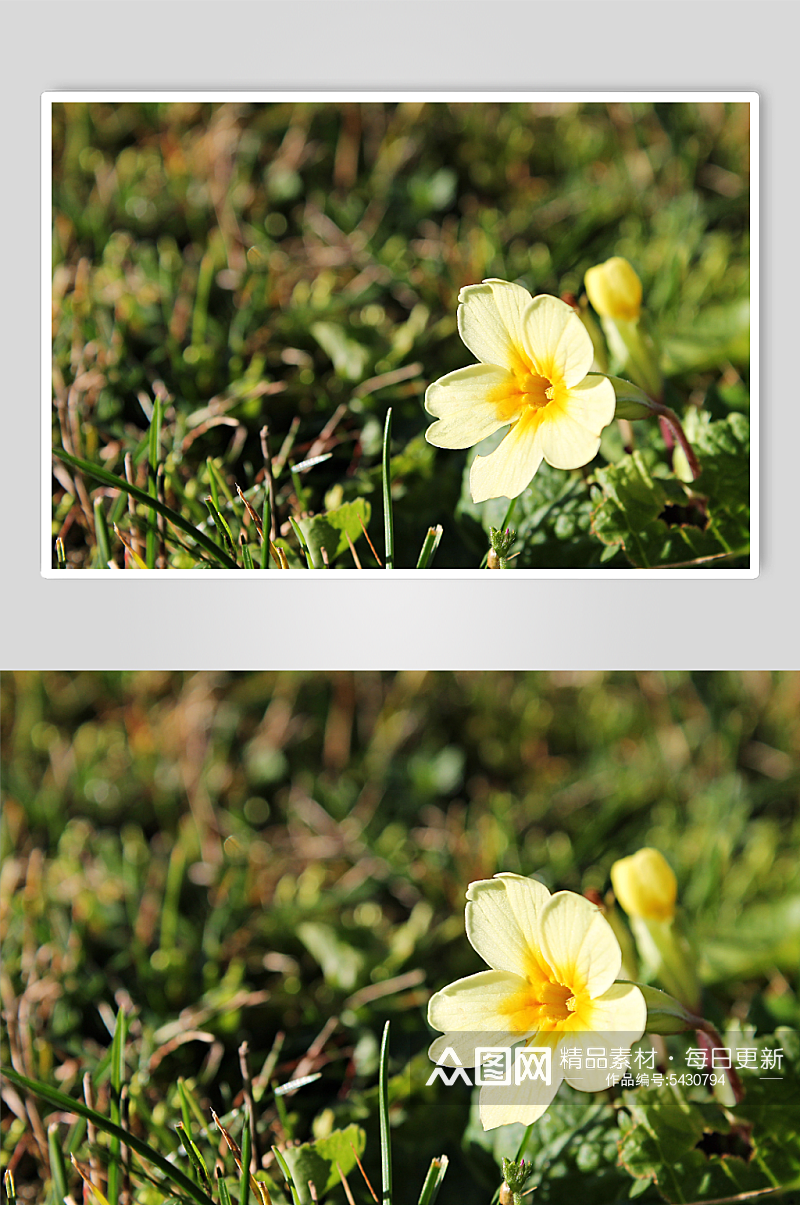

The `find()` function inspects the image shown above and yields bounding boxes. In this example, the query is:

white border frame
[43,91,758,580]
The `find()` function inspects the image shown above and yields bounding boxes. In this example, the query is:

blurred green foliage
[2,672,798,1202]
[51,101,750,569]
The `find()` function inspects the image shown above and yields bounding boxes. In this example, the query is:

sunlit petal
[457,280,534,373]
[466,874,553,978]
[538,892,622,999]
[521,295,594,389]
[537,406,603,471]
[469,409,544,503]
[424,363,522,449]
[428,969,532,1034]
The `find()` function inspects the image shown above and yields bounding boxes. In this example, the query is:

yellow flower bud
[584,257,643,322]
[610,848,677,922]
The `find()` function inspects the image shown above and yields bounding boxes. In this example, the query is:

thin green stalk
[239,1112,251,1205]
[416,525,443,569]
[288,516,313,568]
[55,537,67,569]
[204,497,238,565]
[107,1007,128,1204]
[271,1147,302,1205]
[260,495,271,569]
[147,396,162,568]
[3,1169,16,1203]
[53,448,239,569]
[2,1067,216,1205]
[47,1125,69,1205]
[93,498,112,569]
[379,1020,392,1205]
[382,408,394,569]
[417,1156,448,1205]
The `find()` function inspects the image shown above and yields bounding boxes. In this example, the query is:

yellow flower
[584,257,643,322]
[611,848,677,922]
[424,281,616,503]
[427,874,646,1130]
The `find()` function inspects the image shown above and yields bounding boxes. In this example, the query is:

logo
[426,1046,552,1087]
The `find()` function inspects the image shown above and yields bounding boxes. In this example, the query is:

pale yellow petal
[457,280,534,373]
[465,874,553,978]
[556,373,616,435]
[521,295,594,389]
[424,363,522,449]
[537,406,603,471]
[538,892,622,999]
[469,409,544,503]
[428,969,531,1035]
[479,1034,563,1130]
[559,984,646,1091]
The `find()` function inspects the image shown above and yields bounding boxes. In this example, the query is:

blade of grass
[378,1020,392,1205]
[239,1111,251,1205]
[147,395,163,568]
[288,516,313,568]
[176,1123,213,1192]
[204,497,238,565]
[2,1067,216,1205]
[70,1154,111,1205]
[93,498,112,569]
[47,1124,69,1205]
[417,1156,449,1205]
[53,448,239,569]
[415,525,443,569]
[271,1147,302,1205]
[382,408,394,569]
[260,494,271,568]
[55,537,67,569]
[216,1171,233,1205]
[241,541,255,569]
[3,1170,16,1204]
[107,1006,128,1205]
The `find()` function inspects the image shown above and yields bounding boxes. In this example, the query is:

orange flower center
[499,974,586,1034]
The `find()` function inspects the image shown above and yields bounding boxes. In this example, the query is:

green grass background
[2,671,798,1202]
[51,101,750,569]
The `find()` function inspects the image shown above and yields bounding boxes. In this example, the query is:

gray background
[4,1,792,669]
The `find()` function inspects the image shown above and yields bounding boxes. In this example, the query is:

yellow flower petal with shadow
[521,295,594,388]
[425,363,522,449]
[457,280,538,374]
[469,409,545,504]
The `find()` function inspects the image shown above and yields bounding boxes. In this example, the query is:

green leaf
[310,322,370,380]
[618,1033,800,1205]
[590,451,689,568]
[280,1126,366,1205]
[590,415,750,569]
[298,499,372,568]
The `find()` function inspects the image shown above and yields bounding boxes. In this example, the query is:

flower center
[519,372,559,411]
[499,975,583,1034]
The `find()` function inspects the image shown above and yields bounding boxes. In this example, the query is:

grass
[2,672,799,1203]
[51,100,751,570]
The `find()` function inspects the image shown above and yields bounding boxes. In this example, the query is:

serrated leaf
[590,452,689,568]
[280,1125,366,1205]
[591,413,750,569]
[299,499,371,567]
[618,1032,800,1204]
